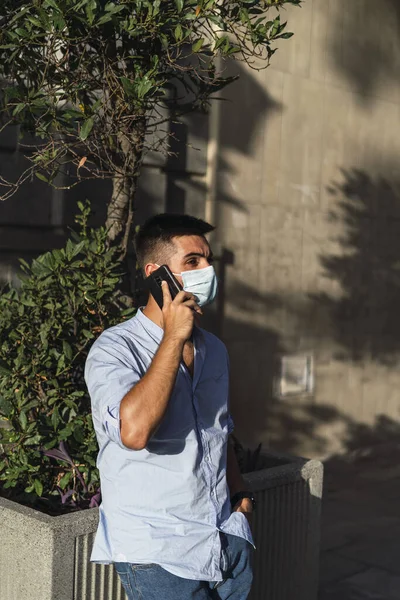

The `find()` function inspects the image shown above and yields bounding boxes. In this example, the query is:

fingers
[163,288,202,315]
[182,298,203,315]
[161,281,172,308]
[174,291,202,314]
[174,290,196,304]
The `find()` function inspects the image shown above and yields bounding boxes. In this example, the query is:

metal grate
[74,533,127,600]
[249,478,319,600]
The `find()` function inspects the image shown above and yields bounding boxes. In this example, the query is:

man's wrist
[233,497,254,513]
[162,332,185,351]
[231,491,256,512]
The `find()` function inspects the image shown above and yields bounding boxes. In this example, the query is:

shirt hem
[90,558,224,582]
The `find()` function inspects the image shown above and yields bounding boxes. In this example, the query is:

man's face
[145,235,213,286]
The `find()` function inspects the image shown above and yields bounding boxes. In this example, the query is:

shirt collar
[135,307,164,343]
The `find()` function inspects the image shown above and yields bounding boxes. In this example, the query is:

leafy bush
[0,202,135,512]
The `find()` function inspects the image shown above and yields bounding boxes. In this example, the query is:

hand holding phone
[163,284,201,341]
[146,266,201,342]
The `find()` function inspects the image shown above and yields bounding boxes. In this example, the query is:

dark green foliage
[0,202,135,511]
[0,0,301,201]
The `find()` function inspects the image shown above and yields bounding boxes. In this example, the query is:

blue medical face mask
[175,265,218,307]
[154,264,218,307]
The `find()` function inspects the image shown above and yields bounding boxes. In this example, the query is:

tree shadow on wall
[271,404,400,462]
[162,57,283,216]
[312,168,400,366]
[328,0,400,103]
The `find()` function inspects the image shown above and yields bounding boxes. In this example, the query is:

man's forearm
[226,437,253,516]
[120,334,184,450]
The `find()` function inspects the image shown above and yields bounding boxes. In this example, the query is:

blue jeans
[114,533,253,600]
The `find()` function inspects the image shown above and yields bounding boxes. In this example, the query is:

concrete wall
[215,0,400,457]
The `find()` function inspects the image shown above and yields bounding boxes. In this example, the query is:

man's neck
[142,298,164,329]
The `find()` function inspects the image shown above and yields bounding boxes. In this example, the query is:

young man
[85,214,256,600]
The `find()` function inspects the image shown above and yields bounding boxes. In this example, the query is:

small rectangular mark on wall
[277,354,314,397]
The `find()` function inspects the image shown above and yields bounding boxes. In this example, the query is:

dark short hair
[134,213,215,271]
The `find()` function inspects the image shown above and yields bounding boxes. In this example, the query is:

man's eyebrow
[183,251,213,259]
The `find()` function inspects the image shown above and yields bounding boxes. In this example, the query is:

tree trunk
[105,117,146,258]
[106,174,131,242]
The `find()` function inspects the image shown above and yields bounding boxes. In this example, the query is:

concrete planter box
[0,453,323,600]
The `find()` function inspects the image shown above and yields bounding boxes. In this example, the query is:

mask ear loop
[154,263,182,278]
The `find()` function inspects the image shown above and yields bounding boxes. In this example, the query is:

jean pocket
[114,564,133,596]
[115,562,130,575]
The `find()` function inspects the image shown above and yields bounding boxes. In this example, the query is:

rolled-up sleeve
[85,337,141,448]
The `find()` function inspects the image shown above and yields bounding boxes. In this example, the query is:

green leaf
[62,341,73,360]
[13,103,26,116]
[34,479,43,497]
[174,24,183,42]
[175,0,184,12]
[37,8,50,27]
[20,297,36,307]
[192,38,205,53]
[67,240,85,259]
[35,172,49,183]
[271,16,281,37]
[80,117,94,141]
[15,28,29,38]
[86,1,96,25]
[51,407,60,430]
[58,471,72,489]
[121,76,135,97]
[226,45,240,55]
[239,8,249,24]
[56,354,66,375]
[82,329,94,340]
[27,16,43,28]
[24,434,42,446]
[277,32,294,39]
[53,12,66,30]
[214,36,228,51]
[19,411,27,431]
[44,0,60,10]
[96,12,112,25]
[137,77,153,99]
[105,2,125,14]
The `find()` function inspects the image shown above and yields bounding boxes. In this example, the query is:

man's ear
[144,263,158,278]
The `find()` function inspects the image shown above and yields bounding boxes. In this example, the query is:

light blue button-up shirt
[85,309,253,582]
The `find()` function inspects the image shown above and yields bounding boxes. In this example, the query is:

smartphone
[146,265,183,309]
